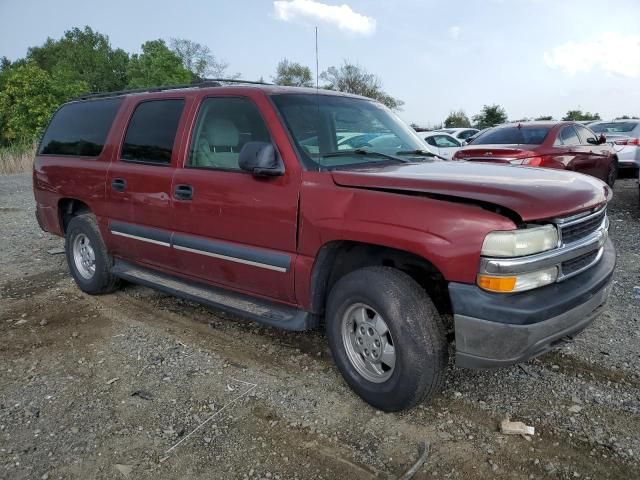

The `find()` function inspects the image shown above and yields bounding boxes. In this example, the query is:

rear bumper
[450,239,615,369]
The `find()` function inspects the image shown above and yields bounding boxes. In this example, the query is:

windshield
[590,122,638,134]
[472,126,551,145]
[271,93,428,169]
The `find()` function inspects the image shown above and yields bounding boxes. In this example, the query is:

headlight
[477,266,558,293]
[481,225,558,257]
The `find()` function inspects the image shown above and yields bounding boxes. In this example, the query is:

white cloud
[544,33,640,78]
[449,26,460,40]
[273,0,376,35]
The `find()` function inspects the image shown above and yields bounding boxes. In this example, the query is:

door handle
[111,178,126,192]
[174,184,193,200]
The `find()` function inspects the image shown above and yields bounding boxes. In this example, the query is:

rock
[568,405,582,413]
[115,464,133,477]
[131,390,152,400]
[70,427,79,434]
[39,319,48,326]
[106,377,120,385]
[500,419,535,436]
[15,319,27,326]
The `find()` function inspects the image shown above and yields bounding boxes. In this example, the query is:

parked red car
[453,121,618,187]
[33,84,614,411]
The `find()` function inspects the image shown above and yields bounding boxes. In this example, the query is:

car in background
[589,120,640,171]
[452,121,618,187]
[418,131,462,159]
[464,127,491,145]
[434,127,479,143]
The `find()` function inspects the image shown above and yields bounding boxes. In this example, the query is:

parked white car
[434,127,479,143]
[589,120,640,170]
[419,132,462,160]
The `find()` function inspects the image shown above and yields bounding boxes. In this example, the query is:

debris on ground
[500,419,535,436]
[130,389,153,400]
[397,441,430,480]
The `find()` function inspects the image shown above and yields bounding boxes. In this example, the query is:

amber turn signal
[477,275,517,293]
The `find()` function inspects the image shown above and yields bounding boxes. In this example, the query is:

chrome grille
[561,250,599,276]
[560,208,607,245]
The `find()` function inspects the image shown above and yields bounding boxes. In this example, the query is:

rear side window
[39,98,122,157]
[556,126,580,146]
[121,99,185,165]
[473,126,551,145]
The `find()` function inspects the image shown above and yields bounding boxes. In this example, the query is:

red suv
[33,83,615,411]
[453,121,618,187]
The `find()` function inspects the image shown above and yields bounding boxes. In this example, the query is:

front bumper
[450,239,615,369]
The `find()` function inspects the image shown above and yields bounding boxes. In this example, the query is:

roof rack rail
[73,78,272,101]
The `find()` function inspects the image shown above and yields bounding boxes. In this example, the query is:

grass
[0,143,36,175]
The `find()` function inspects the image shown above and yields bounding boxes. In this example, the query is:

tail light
[510,156,547,167]
[614,138,640,146]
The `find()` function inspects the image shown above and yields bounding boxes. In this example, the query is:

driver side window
[188,97,271,171]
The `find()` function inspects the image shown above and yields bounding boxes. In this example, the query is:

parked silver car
[590,120,640,170]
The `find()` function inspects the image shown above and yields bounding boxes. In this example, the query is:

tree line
[1,25,637,147]
[436,107,638,131]
[0,26,402,147]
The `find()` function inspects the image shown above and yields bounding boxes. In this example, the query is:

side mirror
[238,141,284,177]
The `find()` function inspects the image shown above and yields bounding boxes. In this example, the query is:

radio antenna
[315,26,319,90]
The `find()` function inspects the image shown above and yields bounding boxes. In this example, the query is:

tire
[606,159,618,188]
[326,266,448,411]
[65,214,119,295]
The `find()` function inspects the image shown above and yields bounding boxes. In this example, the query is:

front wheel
[326,267,448,411]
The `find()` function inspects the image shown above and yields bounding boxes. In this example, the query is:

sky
[1,0,639,127]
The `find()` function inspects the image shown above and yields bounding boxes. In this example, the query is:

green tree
[321,61,403,110]
[444,110,471,128]
[535,115,554,121]
[126,40,192,88]
[169,38,238,80]
[0,62,87,144]
[472,104,508,129]
[27,26,128,92]
[562,110,600,121]
[273,58,313,87]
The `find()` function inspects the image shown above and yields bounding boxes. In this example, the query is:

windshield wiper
[322,149,412,163]
[395,149,448,161]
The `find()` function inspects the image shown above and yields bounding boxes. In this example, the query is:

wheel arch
[58,198,92,233]
[309,240,451,318]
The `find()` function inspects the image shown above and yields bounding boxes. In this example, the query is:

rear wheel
[326,267,448,411]
[65,214,119,294]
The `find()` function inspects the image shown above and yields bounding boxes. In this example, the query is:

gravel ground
[0,173,639,480]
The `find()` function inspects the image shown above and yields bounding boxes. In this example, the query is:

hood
[331,162,610,222]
